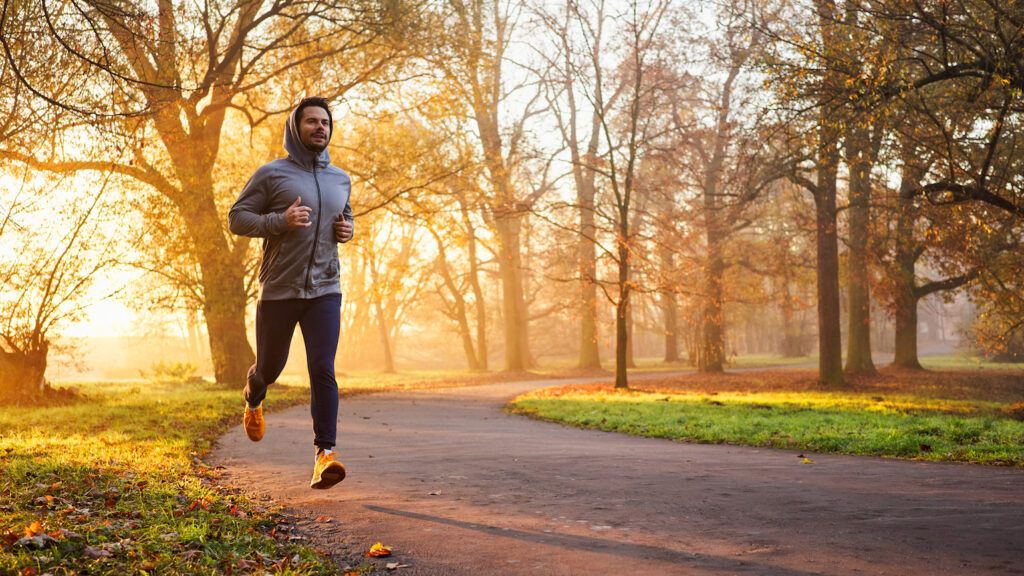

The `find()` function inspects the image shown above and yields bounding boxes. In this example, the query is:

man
[228,96,354,489]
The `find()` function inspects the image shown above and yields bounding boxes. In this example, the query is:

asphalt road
[210,375,1024,576]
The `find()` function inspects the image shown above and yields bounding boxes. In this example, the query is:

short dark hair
[295,96,333,133]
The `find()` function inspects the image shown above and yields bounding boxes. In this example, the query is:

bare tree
[0,170,122,401]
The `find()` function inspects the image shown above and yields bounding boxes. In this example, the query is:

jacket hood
[284,106,331,171]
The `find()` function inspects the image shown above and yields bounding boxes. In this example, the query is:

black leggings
[246,293,341,450]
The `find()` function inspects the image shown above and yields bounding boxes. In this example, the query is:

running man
[228,96,353,489]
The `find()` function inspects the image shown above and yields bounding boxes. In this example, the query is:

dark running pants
[245,293,341,450]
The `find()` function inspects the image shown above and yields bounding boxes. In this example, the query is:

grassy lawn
[509,369,1024,466]
[919,355,1024,371]
[0,370,533,575]
[0,379,342,575]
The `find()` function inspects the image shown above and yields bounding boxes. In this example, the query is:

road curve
[210,376,1024,576]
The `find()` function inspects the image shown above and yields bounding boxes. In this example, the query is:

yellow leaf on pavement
[367,542,393,557]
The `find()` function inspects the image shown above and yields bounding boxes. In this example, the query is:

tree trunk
[615,208,631,389]
[891,246,923,369]
[615,296,629,389]
[892,290,922,369]
[374,300,396,373]
[180,188,254,386]
[662,291,679,363]
[461,203,488,371]
[780,284,803,357]
[625,303,637,368]
[0,346,47,403]
[578,179,601,369]
[844,125,876,375]
[813,0,844,386]
[813,174,844,385]
[699,239,726,372]
[891,150,925,369]
[495,213,530,371]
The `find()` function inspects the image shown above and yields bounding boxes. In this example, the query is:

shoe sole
[310,464,346,489]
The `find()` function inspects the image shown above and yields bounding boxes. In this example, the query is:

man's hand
[284,196,312,229]
[334,214,354,243]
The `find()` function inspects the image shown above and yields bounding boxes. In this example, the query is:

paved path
[210,376,1024,575]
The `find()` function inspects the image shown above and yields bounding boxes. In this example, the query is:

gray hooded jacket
[229,107,353,301]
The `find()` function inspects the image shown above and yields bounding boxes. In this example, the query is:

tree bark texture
[0,347,47,403]
[844,124,877,375]
[814,0,845,386]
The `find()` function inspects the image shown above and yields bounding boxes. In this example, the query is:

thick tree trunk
[699,240,726,372]
[696,62,738,374]
[0,346,47,402]
[814,141,844,385]
[892,291,922,369]
[813,0,844,386]
[495,213,530,371]
[844,126,876,375]
[892,152,925,370]
[375,300,395,374]
[578,181,601,369]
[814,184,844,384]
[182,192,254,386]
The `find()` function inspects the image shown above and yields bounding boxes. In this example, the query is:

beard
[302,133,328,153]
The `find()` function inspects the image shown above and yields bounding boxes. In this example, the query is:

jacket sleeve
[228,166,288,237]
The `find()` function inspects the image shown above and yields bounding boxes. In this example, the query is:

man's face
[298,106,330,152]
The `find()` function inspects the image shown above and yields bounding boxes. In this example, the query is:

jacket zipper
[304,164,323,291]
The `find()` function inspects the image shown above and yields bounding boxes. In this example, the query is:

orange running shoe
[243,404,265,442]
[310,450,346,489]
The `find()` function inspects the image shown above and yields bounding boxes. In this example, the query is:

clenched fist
[335,214,353,243]
[284,196,312,229]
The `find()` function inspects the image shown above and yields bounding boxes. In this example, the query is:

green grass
[531,354,817,374]
[509,385,1024,465]
[0,369,556,575]
[726,354,816,368]
[920,354,1024,371]
[0,379,348,575]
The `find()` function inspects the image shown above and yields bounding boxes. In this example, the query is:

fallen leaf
[367,542,393,557]
[14,535,59,549]
[83,545,112,559]
[315,515,332,523]
[24,521,43,538]
[801,458,815,465]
